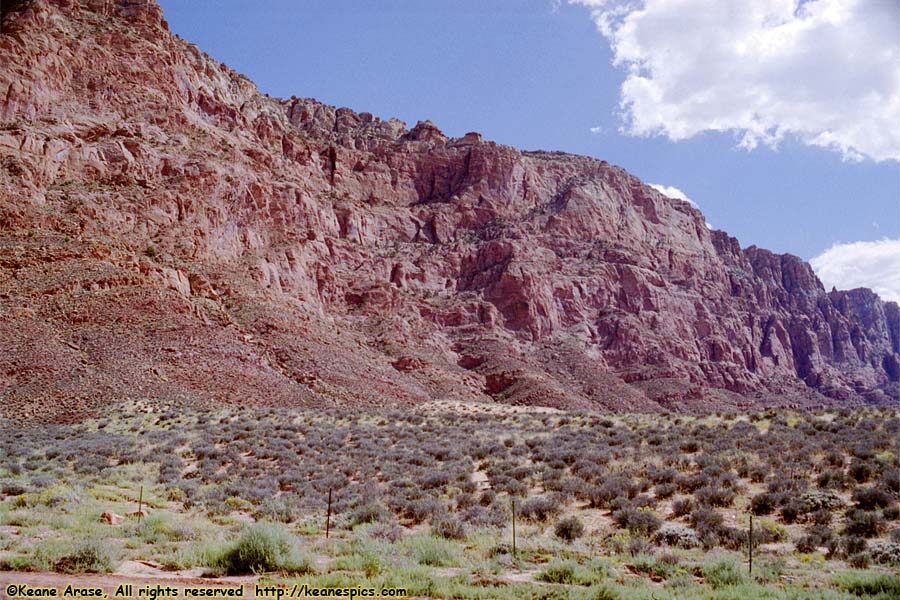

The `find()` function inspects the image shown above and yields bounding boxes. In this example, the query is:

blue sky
[158,0,900,301]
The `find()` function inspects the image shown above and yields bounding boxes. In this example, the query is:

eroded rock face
[0,0,897,421]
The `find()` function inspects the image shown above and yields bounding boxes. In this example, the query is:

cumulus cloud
[571,0,900,162]
[589,125,603,134]
[649,183,695,206]
[810,239,900,303]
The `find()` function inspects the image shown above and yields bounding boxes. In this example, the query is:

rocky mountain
[1,0,897,422]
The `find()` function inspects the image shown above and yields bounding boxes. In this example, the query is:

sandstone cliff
[1,0,897,421]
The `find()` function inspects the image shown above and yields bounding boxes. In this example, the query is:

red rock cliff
[1,0,897,420]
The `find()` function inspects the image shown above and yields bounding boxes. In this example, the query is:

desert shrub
[655,522,700,548]
[779,499,803,524]
[717,526,748,550]
[649,466,677,484]
[367,523,404,543]
[882,469,900,494]
[419,470,452,489]
[519,495,562,523]
[631,494,656,509]
[836,535,868,559]
[609,496,631,513]
[478,490,496,506]
[750,492,778,515]
[847,552,870,568]
[453,491,476,511]
[848,460,874,483]
[809,508,833,525]
[350,503,389,526]
[536,561,586,585]
[584,476,637,508]
[404,535,457,567]
[851,486,894,510]
[626,536,655,556]
[818,469,850,490]
[657,551,681,567]
[29,474,56,490]
[835,571,900,597]
[254,496,301,523]
[675,473,705,494]
[0,554,39,571]
[124,514,197,544]
[655,483,676,499]
[554,516,585,542]
[868,541,900,566]
[800,489,843,513]
[689,506,723,532]
[509,464,534,481]
[631,553,679,580]
[462,502,508,528]
[0,480,30,496]
[218,523,313,575]
[494,478,526,496]
[73,454,109,474]
[555,477,587,499]
[795,534,823,553]
[748,465,769,483]
[671,497,694,517]
[44,539,119,574]
[431,515,466,540]
[612,508,661,536]
[751,556,787,584]
[802,522,833,546]
[823,450,846,467]
[702,558,745,588]
[767,474,808,496]
[884,505,900,521]
[751,520,787,545]
[695,485,735,507]
[680,440,700,454]
[844,509,885,538]
[401,498,443,524]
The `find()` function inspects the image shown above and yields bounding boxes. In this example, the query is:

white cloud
[589,125,603,134]
[649,183,695,206]
[571,0,900,162]
[810,239,900,303]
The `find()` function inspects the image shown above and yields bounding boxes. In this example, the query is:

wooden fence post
[326,488,332,539]
[749,513,753,576]
[511,498,517,559]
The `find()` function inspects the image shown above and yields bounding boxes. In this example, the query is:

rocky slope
[1,0,897,421]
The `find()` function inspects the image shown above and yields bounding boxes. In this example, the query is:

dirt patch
[114,560,213,580]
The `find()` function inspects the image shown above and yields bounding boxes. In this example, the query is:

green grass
[155,539,226,570]
[330,538,387,577]
[834,571,900,597]
[701,557,746,588]
[536,560,603,585]
[33,538,120,574]
[401,534,460,567]
[213,522,315,575]
[0,553,41,571]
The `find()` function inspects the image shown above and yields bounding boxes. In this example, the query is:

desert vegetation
[0,401,898,598]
